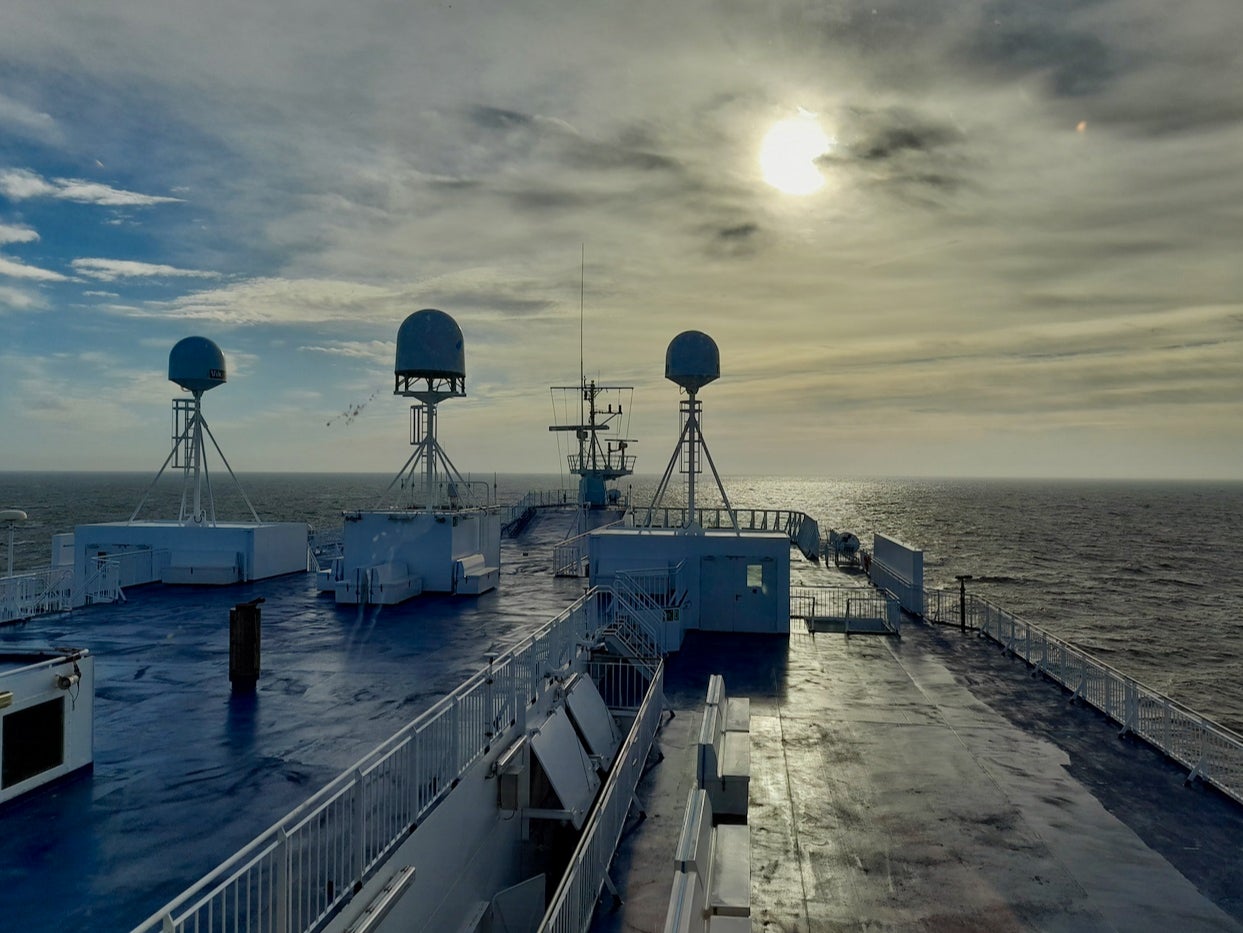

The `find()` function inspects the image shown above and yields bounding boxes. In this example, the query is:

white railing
[133,588,608,933]
[790,585,901,635]
[921,587,961,625]
[538,662,665,933]
[501,489,575,534]
[609,573,668,658]
[631,507,821,561]
[963,593,1243,806]
[307,532,344,574]
[1,566,74,622]
[552,518,625,577]
[1,552,150,623]
[586,658,658,712]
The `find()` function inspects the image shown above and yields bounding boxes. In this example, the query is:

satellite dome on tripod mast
[127,337,260,528]
[395,309,467,398]
[645,330,739,532]
[168,336,227,395]
[331,309,500,605]
[383,309,475,509]
[65,336,308,602]
[665,330,719,393]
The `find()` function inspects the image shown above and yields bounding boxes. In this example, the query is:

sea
[2,471,1242,732]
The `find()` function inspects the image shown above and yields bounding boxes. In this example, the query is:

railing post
[451,697,462,774]
[354,768,367,880]
[275,825,290,933]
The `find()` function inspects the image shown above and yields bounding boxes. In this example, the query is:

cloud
[299,340,392,362]
[0,284,45,311]
[0,223,39,246]
[71,258,220,282]
[0,92,59,142]
[0,169,182,206]
[0,255,67,281]
[962,0,1119,98]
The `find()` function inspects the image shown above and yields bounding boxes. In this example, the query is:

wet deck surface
[6,510,1243,932]
[0,508,584,931]
[599,620,1243,932]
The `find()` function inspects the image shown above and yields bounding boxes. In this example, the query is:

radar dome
[395,309,466,379]
[665,330,719,392]
[169,336,227,393]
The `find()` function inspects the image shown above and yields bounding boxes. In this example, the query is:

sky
[1,0,1241,480]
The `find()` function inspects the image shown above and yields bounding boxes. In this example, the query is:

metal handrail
[552,518,625,577]
[790,585,901,635]
[132,587,610,933]
[946,589,1243,805]
[630,507,821,561]
[538,662,664,933]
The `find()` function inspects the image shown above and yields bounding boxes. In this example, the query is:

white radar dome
[665,330,720,392]
[169,336,227,393]
[395,309,466,379]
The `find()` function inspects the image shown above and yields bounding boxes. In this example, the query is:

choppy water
[3,471,1242,730]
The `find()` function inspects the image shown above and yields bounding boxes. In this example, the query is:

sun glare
[760,114,832,195]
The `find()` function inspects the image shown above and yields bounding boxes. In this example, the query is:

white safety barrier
[133,587,613,933]
[537,663,665,933]
[966,594,1243,806]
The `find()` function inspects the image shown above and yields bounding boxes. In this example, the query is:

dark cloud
[705,221,763,258]
[463,103,681,176]
[507,187,590,212]
[719,223,759,240]
[468,106,534,130]
[826,106,970,198]
[965,1,1118,97]
[429,289,554,316]
[855,121,965,161]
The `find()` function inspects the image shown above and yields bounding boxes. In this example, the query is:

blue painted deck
[0,510,584,931]
[6,506,1243,932]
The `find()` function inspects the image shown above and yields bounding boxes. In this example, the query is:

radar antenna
[376,308,480,509]
[130,337,261,525]
[641,330,739,534]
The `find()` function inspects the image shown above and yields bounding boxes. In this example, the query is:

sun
[760,114,833,195]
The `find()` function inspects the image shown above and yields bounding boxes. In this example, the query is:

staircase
[600,567,684,672]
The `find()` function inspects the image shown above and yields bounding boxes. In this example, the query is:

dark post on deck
[955,575,972,633]
[229,597,265,691]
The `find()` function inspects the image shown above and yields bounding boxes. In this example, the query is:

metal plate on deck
[566,675,621,771]
[530,707,600,830]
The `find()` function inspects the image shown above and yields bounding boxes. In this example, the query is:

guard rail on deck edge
[537,662,665,933]
[921,586,1243,807]
[132,586,619,933]
[632,507,821,562]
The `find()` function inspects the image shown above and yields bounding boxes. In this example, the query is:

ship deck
[4,506,1243,932]
[0,508,586,931]
[600,614,1243,932]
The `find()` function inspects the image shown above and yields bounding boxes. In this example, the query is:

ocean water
[2,471,1242,731]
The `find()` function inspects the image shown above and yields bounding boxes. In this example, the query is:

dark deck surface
[0,509,584,932]
[599,618,1243,932]
[6,509,1243,933]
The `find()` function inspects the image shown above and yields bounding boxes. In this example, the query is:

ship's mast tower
[549,380,636,508]
[644,330,739,534]
[130,337,260,526]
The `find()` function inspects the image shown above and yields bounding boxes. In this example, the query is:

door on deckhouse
[699,554,779,632]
